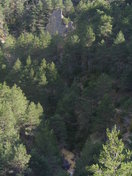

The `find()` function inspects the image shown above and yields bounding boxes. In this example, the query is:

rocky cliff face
[46,9,74,36]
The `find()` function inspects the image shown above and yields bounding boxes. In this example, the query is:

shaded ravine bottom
[61,148,76,175]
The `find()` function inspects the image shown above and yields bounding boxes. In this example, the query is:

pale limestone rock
[46,9,74,36]
[0,21,6,43]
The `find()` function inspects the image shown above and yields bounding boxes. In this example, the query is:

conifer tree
[114,31,125,45]
[64,0,73,12]
[31,122,67,176]
[52,0,63,9]
[0,83,43,175]
[88,126,132,176]
[44,0,53,11]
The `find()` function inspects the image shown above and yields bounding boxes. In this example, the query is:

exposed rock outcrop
[46,9,74,36]
[0,20,6,44]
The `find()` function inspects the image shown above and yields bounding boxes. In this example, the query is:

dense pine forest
[1,0,132,175]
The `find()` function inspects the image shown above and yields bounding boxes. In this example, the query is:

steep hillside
[0,0,132,176]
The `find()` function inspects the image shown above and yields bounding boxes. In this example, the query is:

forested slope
[0,0,132,175]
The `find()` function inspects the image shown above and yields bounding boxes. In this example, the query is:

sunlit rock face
[0,21,6,44]
[46,9,74,36]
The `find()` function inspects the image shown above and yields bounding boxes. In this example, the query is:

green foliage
[82,26,95,47]
[62,17,69,25]
[64,0,73,12]
[88,126,132,176]
[5,56,60,119]
[75,139,101,176]
[10,144,31,175]
[76,0,112,45]
[44,0,53,11]
[1,1,132,175]
[56,83,80,149]
[31,122,67,176]
[13,58,22,71]
[0,83,43,175]
[52,0,63,9]
[49,114,67,145]
[95,94,114,132]
[114,31,125,45]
